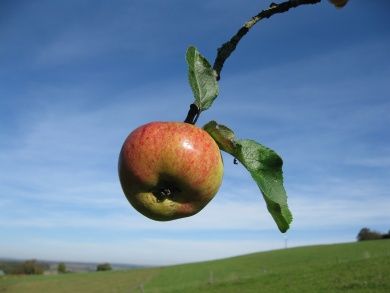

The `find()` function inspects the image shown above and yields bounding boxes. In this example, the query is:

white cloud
[0,232,355,266]
[1,177,389,234]
[0,237,286,266]
[0,197,270,231]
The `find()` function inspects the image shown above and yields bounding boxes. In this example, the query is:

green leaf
[204,120,293,233]
[203,120,236,154]
[186,46,219,111]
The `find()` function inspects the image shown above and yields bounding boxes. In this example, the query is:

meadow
[1,240,389,292]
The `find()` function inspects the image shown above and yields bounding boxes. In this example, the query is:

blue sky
[1,0,389,266]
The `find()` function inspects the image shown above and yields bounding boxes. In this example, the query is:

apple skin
[118,121,224,221]
[329,0,348,8]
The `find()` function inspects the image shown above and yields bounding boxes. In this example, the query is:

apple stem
[184,103,200,125]
[212,0,321,80]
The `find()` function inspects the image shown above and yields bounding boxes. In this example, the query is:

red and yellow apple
[118,121,223,221]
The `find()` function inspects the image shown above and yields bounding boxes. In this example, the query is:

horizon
[0,239,366,267]
[1,0,389,266]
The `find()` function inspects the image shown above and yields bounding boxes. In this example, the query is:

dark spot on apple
[159,188,171,201]
[154,182,182,202]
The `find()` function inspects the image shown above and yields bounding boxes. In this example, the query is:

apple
[329,0,348,8]
[118,121,223,221]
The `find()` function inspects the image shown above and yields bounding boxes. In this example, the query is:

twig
[184,103,200,124]
[184,0,321,123]
[213,0,321,80]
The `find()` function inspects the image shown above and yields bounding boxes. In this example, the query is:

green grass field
[1,240,389,292]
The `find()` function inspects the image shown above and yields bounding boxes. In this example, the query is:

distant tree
[17,259,46,275]
[96,263,112,271]
[382,230,390,239]
[0,261,20,275]
[357,227,382,241]
[57,262,67,274]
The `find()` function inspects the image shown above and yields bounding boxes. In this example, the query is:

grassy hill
[1,240,389,292]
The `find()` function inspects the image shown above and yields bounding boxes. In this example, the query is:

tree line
[0,259,49,275]
[357,227,390,241]
[0,260,112,275]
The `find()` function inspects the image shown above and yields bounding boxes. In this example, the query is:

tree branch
[213,0,321,80]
